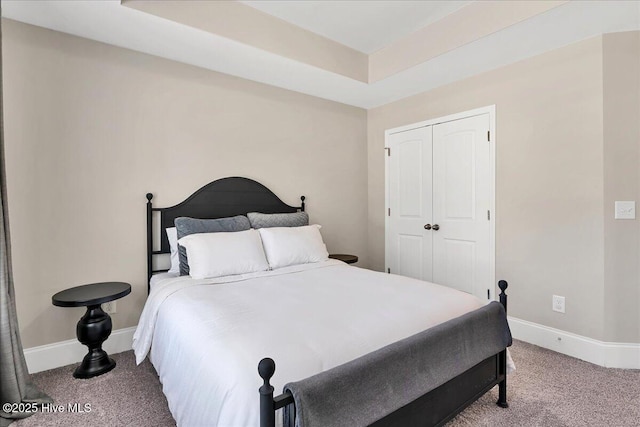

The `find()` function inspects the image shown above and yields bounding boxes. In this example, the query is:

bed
[134,177,512,427]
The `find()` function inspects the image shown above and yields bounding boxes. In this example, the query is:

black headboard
[146,177,305,291]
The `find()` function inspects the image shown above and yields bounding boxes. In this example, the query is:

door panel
[398,141,423,217]
[387,126,432,281]
[443,132,475,219]
[398,234,423,280]
[432,114,490,300]
[442,239,475,294]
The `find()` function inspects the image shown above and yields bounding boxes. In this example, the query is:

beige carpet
[447,341,640,427]
[15,340,640,427]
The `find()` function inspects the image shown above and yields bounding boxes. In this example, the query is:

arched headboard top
[146,177,305,287]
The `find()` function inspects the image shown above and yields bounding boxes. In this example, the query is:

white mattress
[134,261,487,427]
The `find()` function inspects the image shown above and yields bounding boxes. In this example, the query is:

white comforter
[133,261,486,427]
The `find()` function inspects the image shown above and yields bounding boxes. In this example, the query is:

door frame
[384,105,497,300]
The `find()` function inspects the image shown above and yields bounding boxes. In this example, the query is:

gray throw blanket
[283,302,512,427]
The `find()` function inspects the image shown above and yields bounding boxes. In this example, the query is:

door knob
[432,224,440,231]
[424,224,432,230]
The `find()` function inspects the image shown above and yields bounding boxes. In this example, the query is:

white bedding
[134,261,489,427]
[149,272,179,290]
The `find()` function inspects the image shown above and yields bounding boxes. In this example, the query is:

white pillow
[177,229,269,279]
[166,227,180,274]
[258,225,329,269]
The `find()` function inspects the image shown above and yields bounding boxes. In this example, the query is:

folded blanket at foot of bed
[284,301,512,427]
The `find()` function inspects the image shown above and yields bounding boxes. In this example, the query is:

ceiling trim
[239,0,471,55]
[368,0,568,82]
[2,1,639,109]
[123,0,368,83]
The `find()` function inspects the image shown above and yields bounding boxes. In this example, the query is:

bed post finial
[300,196,306,212]
[259,358,276,427]
[498,280,508,313]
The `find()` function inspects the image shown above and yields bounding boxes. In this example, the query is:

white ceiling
[2,1,640,109]
[240,0,470,54]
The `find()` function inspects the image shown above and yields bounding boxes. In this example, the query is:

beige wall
[368,36,609,340]
[2,19,368,348]
[602,32,640,343]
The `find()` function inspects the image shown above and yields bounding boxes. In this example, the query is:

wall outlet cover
[102,301,116,314]
[614,201,635,220]
[552,295,565,313]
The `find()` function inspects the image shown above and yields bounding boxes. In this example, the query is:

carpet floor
[15,340,640,427]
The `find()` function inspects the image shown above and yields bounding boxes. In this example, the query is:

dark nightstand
[52,282,131,379]
[329,254,358,264]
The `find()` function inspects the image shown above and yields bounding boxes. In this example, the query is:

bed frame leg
[497,384,508,408]
[497,350,509,408]
[496,280,509,408]
[259,358,276,427]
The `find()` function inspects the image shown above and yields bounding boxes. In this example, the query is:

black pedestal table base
[74,305,116,379]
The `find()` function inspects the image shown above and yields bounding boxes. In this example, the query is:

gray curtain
[0,15,53,427]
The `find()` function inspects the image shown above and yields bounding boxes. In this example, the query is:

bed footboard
[258,280,510,427]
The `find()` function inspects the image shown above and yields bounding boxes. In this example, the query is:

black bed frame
[145,177,509,427]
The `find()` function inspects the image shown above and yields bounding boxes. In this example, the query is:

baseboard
[508,316,640,369]
[23,326,137,374]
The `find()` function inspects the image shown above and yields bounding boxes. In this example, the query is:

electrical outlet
[614,201,635,219]
[552,295,565,313]
[102,301,117,314]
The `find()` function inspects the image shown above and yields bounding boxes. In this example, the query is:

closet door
[386,126,433,281]
[432,114,491,300]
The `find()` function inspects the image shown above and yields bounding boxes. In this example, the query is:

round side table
[329,254,358,264]
[52,282,131,379]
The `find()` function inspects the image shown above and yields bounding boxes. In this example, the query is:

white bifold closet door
[386,114,491,300]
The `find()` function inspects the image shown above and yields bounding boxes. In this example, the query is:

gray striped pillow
[247,212,309,229]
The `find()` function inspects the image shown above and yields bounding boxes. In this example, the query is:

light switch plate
[615,201,635,220]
